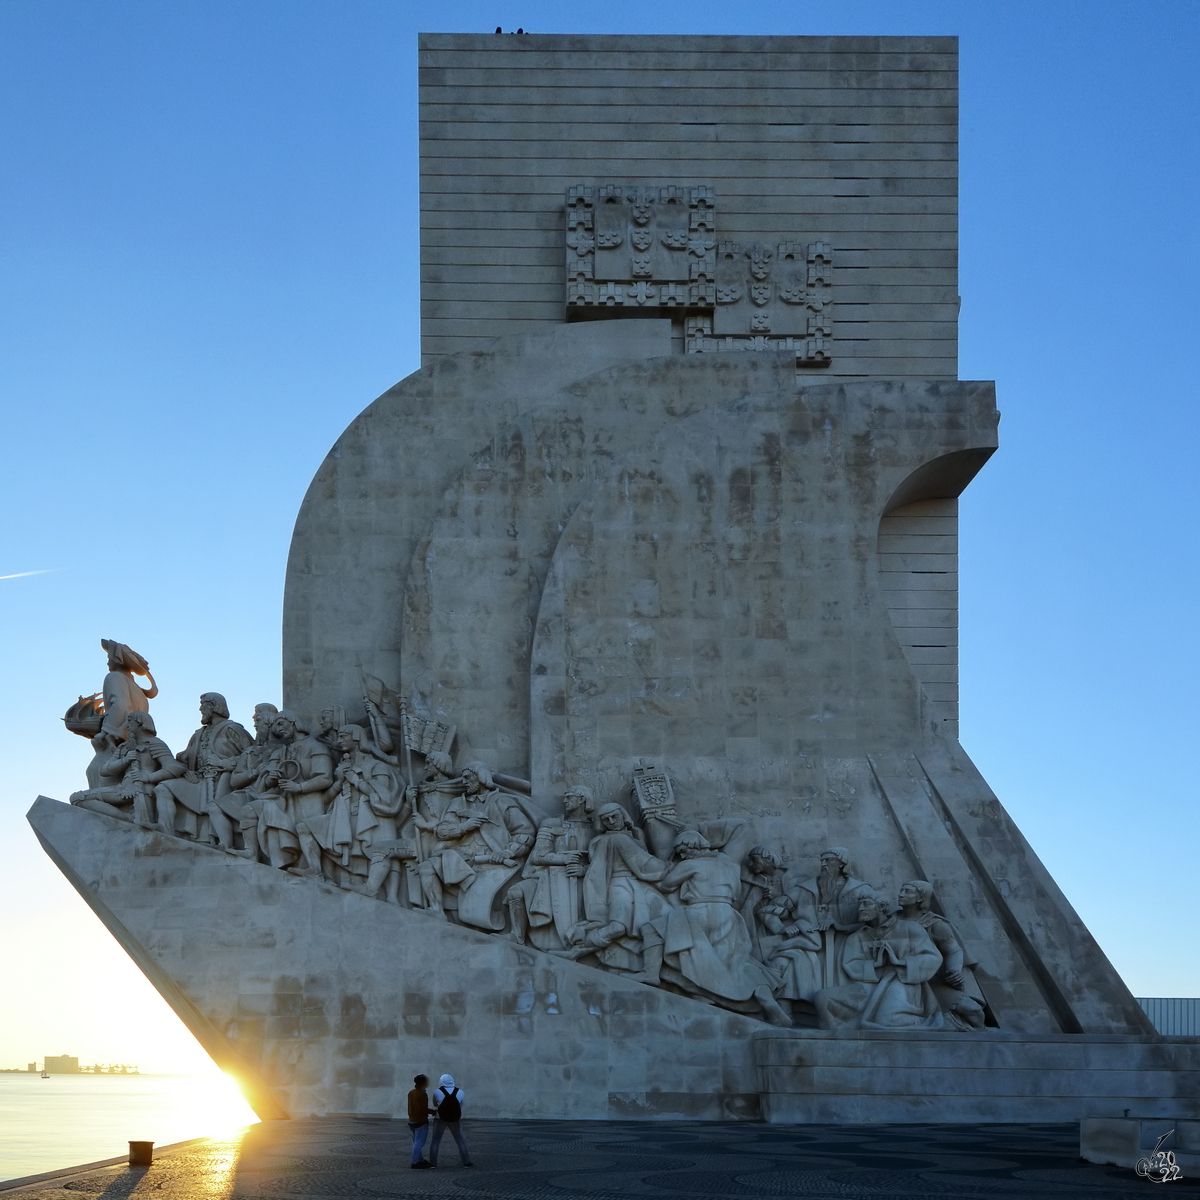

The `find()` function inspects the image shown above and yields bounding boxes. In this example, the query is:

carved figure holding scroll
[70,711,182,828]
[506,785,595,949]
[154,693,253,844]
[234,710,332,870]
[417,762,534,930]
[897,880,987,1030]
[557,802,670,970]
[813,892,945,1031]
[636,830,791,1026]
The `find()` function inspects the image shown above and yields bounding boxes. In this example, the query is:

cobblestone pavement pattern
[6,1119,1197,1199]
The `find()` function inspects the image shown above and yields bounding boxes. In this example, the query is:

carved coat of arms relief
[565,183,833,367]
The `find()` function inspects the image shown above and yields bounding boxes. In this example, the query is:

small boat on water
[40,1071,49,1079]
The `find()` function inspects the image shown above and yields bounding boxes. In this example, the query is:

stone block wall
[419,33,958,375]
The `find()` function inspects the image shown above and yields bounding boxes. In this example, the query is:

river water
[0,1072,259,1182]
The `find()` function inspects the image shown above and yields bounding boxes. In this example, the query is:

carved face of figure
[857,894,880,924]
[749,851,777,877]
[462,768,482,796]
[819,852,847,883]
[599,807,625,832]
[898,883,920,909]
[562,789,590,820]
[272,716,297,743]
[253,708,276,740]
[337,729,357,754]
[320,710,338,734]
[199,696,216,725]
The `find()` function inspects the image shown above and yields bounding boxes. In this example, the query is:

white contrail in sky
[0,569,59,581]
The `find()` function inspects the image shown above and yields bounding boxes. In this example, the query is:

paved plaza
[4,1117,1196,1199]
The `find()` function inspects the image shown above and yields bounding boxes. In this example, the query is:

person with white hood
[429,1073,473,1167]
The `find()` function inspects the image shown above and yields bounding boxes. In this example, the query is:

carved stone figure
[153,694,254,844]
[296,725,405,894]
[98,639,158,741]
[898,880,987,1031]
[205,703,278,848]
[361,697,406,767]
[234,710,333,870]
[408,752,459,839]
[315,706,347,763]
[557,802,669,970]
[739,845,788,958]
[506,785,595,949]
[69,711,182,827]
[796,847,874,932]
[814,893,945,1031]
[417,762,535,930]
[636,830,790,1026]
[399,751,460,906]
[250,703,280,743]
[775,847,875,993]
[766,910,824,1014]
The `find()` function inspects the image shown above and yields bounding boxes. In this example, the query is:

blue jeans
[430,1118,471,1165]
[409,1122,429,1163]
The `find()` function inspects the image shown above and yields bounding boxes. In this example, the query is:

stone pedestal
[757,1033,1200,1125]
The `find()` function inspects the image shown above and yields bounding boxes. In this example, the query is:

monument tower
[32,33,1199,1123]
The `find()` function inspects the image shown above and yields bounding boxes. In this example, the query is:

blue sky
[1,0,1197,1071]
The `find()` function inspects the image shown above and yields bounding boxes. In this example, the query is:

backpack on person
[437,1086,461,1122]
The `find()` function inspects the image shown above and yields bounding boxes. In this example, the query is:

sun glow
[184,1071,262,1137]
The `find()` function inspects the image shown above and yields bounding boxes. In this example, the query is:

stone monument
[30,33,1200,1123]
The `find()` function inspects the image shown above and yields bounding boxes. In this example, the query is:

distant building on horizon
[43,1054,80,1074]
